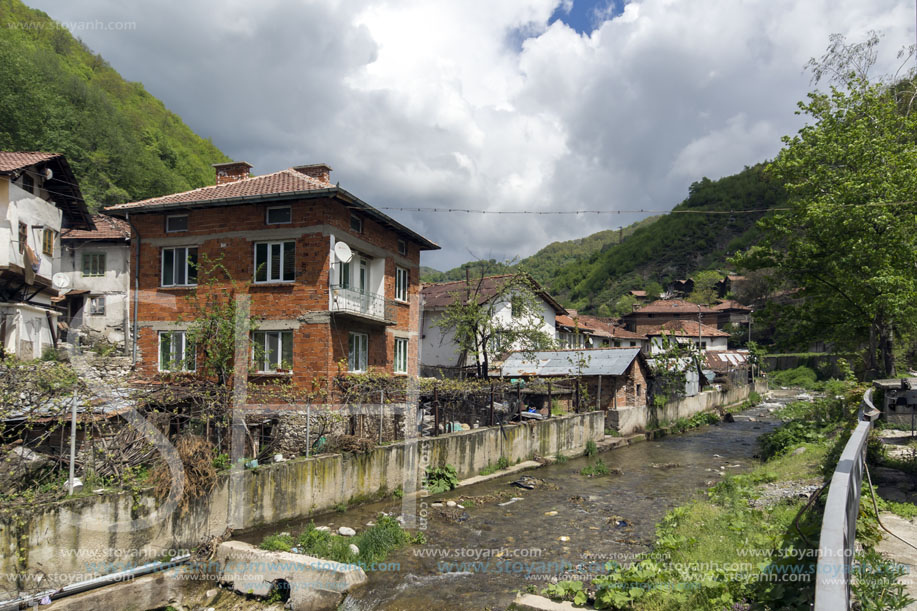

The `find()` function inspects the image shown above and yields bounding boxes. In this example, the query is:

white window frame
[161,247,198,287]
[266,205,291,225]
[88,296,105,316]
[252,330,293,373]
[348,332,368,372]
[394,338,408,374]
[254,240,295,283]
[158,331,195,372]
[395,267,409,302]
[165,214,188,233]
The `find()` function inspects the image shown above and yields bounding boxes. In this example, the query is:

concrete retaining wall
[607,380,766,436]
[0,411,604,586]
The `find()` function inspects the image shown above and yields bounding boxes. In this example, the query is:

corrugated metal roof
[501,348,641,377]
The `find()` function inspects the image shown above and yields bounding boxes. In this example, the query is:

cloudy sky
[28,0,915,269]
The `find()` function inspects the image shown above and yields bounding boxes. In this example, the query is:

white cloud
[24,0,916,269]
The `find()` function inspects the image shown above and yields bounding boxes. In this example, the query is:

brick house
[620,299,719,333]
[104,162,438,391]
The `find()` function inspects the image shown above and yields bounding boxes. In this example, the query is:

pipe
[125,212,140,365]
[0,554,191,611]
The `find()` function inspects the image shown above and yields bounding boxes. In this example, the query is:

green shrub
[580,458,610,477]
[425,465,458,494]
[759,421,825,459]
[479,455,511,476]
[554,453,568,464]
[584,440,597,457]
[542,580,587,606]
[260,533,294,552]
[852,548,915,610]
[769,366,818,389]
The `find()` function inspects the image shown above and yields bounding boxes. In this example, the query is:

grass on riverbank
[542,386,913,610]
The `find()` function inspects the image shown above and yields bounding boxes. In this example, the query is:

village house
[643,319,730,354]
[58,214,131,349]
[500,347,651,417]
[621,298,719,333]
[420,274,565,375]
[712,299,752,327]
[0,152,93,359]
[556,311,647,351]
[104,161,438,389]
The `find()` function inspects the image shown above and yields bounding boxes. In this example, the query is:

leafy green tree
[612,294,637,317]
[434,272,556,377]
[738,37,917,377]
[687,270,723,305]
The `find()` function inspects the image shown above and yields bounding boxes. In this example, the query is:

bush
[479,455,510,476]
[425,464,458,494]
[584,440,597,457]
[769,366,818,389]
[260,533,295,552]
[759,421,825,460]
[580,458,610,477]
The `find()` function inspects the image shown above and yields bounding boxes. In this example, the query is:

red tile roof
[629,299,718,315]
[575,315,647,340]
[422,274,566,313]
[105,168,329,210]
[712,299,752,312]
[642,319,730,338]
[61,214,130,241]
[0,152,62,173]
[628,290,647,297]
[105,165,439,250]
[556,314,594,332]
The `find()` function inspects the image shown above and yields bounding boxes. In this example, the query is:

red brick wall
[131,197,422,388]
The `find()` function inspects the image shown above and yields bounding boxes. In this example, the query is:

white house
[59,214,131,348]
[420,274,566,373]
[0,152,93,359]
[643,319,730,355]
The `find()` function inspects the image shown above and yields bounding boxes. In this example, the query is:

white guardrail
[814,388,880,610]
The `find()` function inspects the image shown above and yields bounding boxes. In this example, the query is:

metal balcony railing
[330,286,396,324]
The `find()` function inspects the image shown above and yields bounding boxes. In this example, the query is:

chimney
[212,161,253,185]
[292,163,333,185]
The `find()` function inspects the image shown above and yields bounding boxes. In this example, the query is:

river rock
[338,527,356,536]
[316,526,331,532]
[722,412,735,423]
[446,500,457,508]
[791,447,807,456]
[431,502,443,508]
[349,544,360,555]
[544,510,558,516]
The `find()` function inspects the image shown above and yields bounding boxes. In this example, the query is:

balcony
[330,286,396,324]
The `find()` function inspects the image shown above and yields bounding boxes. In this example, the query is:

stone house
[58,214,131,348]
[420,274,565,374]
[712,299,752,327]
[0,152,93,359]
[104,161,438,391]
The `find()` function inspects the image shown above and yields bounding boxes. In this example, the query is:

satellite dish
[52,273,71,293]
[334,241,353,263]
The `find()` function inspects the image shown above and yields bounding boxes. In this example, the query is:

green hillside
[424,165,786,313]
[0,0,229,210]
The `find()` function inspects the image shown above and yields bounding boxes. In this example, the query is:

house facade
[559,312,647,351]
[104,161,438,388]
[0,152,93,359]
[420,274,565,373]
[59,214,131,348]
[643,320,730,354]
[621,299,719,333]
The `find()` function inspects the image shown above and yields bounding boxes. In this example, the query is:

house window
[266,206,291,225]
[252,330,293,373]
[397,239,407,256]
[636,384,641,398]
[82,252,106,277]
[42,228,56,256]
[158,331,195,372]
[161,247,198,286]
[339,261,351,289]
[254,241,295,283]
[21,172,34,194]
[18,222,27,254]
[348,332,368,372]
[88,296,105,316]
[350,214,362,233]
[395,267,409,301]
[394,338,408,374]
[166,215,188,232]
[511,295,523,318]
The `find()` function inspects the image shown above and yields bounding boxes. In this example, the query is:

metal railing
[330,286,395,323]
[814,388,880,610]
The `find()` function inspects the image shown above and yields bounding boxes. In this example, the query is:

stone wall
[0,411,604,589]
[606,379,767,436]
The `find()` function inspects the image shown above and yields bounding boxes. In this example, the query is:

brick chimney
[292,163,333,185]
[212,161,253,185]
